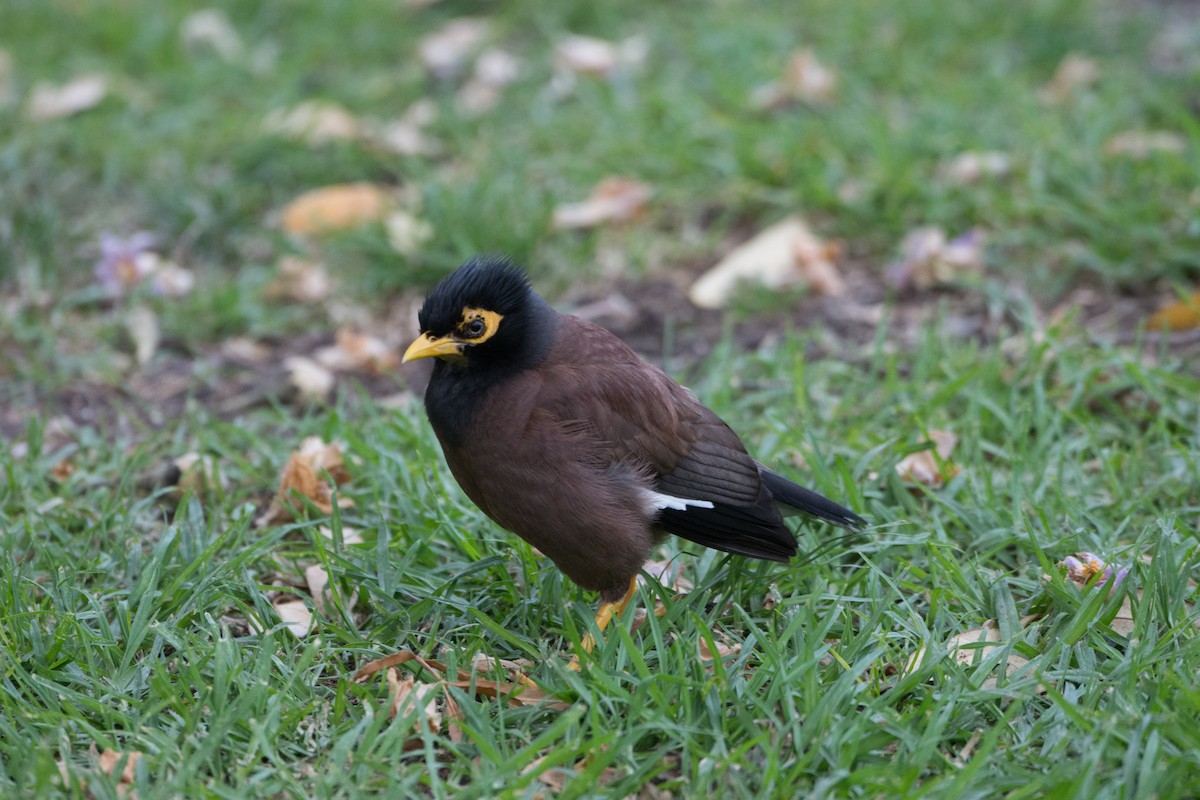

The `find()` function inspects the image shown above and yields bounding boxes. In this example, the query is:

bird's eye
[463,318,487,338]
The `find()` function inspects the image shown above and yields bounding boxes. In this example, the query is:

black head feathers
[418,255,533,336]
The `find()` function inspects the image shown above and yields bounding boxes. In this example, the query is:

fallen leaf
[552,176,653,230]
[149,263,195,298]
[124,305,159,366]
[751,47,837,110]
[554,34,647,78]
[458,48,521,115]
[1148,290,1200,331]
[49,457,76,483]
[28,73,108,120]
[1104,130,1187,159]
[368,99,441,156]
[1038,53,1100,104]
[259,436,353,524]
[281,183,393,236]
[697,633,741,663]
[688,215,840,308]
[384,209,434,256]
[172,452,222,497]
[884,227,984,291]
[315,329,399,374]
[180,8,243,61]
[641,559,693,594]
[273,598,314,638]
[284,356,335,402]
[907,619,1034,691]
[265,256,333,303]
[97,749,142,798]
[263,101,362,145]
[938,151,1012,185]
[0,48,15,107]
[317,524,364,545]
[895,430,960,489]
[418,17,489,79]
[386,668,443,731]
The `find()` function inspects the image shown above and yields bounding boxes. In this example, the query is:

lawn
[1,0,1199,797]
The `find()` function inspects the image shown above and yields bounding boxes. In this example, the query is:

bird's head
[403,256,549,371]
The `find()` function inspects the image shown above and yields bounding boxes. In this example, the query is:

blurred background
[1,0,1198,413]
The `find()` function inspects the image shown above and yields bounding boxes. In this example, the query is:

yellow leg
[570,577,638,670]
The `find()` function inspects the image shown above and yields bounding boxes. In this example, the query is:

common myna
[403,256,864,654]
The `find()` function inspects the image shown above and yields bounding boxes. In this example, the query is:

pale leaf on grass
[1104,130,1187,159]
[150,263,195,298]
[272,598,314,638]
[284,356,335,403]
[384,209,435,257]
[419,17,489,79]
[895,430,960,489]
[180,9,243,61]
[28,74,108,120]
[0,49,15,107]
[884,226,984,291]
[1038,53,1100,104]
[697,628,741,663]
[524,755,620,794]
[688,215,841,309]
[97,749,143,799]
[386,669,443,731]
[1147,290,1200,332]
[263,101,362,145]
[265,256,333,303]
[259,437,354,525]
[642,559,693,594]
[457,48,521,115]
[172,452,222,498]
[554,34,647,78]
[938,151,1012,186]
[552,177,653,230]
[751,47,837,110]
[369,99,441,156]
[280,183,393,236]
[317,525,364,545]
[907,619,1035,692]
[124,305,159,367]
[315,329,399,374]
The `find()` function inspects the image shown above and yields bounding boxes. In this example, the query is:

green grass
[2,0,1200,797]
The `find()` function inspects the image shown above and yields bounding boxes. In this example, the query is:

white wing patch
[639,488,714,515]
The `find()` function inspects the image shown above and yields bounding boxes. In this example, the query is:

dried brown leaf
[938,151,1012,185]
[419,17,489,79]
[28,74,108,120]
[1104,130,1187,159]
[554,34,646,77]
[263,101,362,145]
[271,598,313,638]
[386,668,443,731]
[315,329,399,374]
[124,305,159,366]
[895,430,959,489]
[1148,290,1200,331]
[552,176,653,230]
[751,47,837,109]
[180,9,243,61]
[907,619,1037,691]
[284,356,335,402]
[688,215,838,308]
[369,99,442,156]
[97,749,142,798]
[1039,53,1100,104]
[265,256,333,303]
[280,183,393,236]
[260,437,353,524]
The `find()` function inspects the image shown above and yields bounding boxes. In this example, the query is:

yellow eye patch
[456,307,503,342]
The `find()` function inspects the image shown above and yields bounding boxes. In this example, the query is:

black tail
[759,467,866,531]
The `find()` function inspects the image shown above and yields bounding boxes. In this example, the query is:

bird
[402,255,865,658]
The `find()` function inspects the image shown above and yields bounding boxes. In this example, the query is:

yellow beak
[402,333,465,363]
